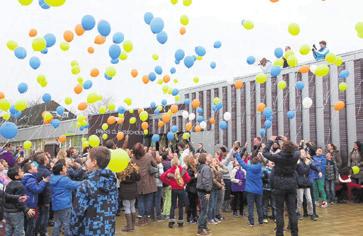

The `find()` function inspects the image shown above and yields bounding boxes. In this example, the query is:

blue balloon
[167,132,174,141]
[38,0,50,9]
[14,47,27,59]
[184,99,190,105]
[117,106,126,114]
[210,62,216,69]
[154,108,160,115]
[295,81,305,90]
[219,120,228,130]
[161,99,167,106]
[195,46,206,57]
[156,31,168,44]
[266,115,273,121]
[150,17,164,34]
[110,59,119,64]
[29,56,41,70]
[171,125,178,133]
[246,56,256,65]
[197,116,204,123]
[216,102,223,111]
[44,33,56,47]
[175,60,180,65]
[104,74,113,80]
[172,88,179,96]
[339,70,349,79]
[212,104,217,112]
[287,111,295,119]
[170,67,176,74]
[112,32,124,44]
[41,48,48,54]
[12,110,22,119]
[214,41,222,49]
[0,122,18,139]
[144,12,154,25]
[155,66,163,75]
[196,107,203,114]
[263,107,273,118]
[56,106,65,116]
[175,49,185,61]
[17,82,28,94]
[152,134,160,143]
[270,66,281,77]
[97,20,111,37]
[150,102,156,109]
[51,119,61,128]
[264,120,272,129]
[108,44,121,59]
[184,56,195,68]
[83,80,93,90]
[149,72,157,82]
[42,93,51,103]
[81,15,96,31]
[10,106,17,115]
[274,48,284,58]
[259,128,266,137]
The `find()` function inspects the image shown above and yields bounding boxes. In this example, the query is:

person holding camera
[312,41,329,61]
[263,136,300,236]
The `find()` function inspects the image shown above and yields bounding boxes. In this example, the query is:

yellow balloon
[124,98,132,106]
[288,23,300,36]
[77,77,84,85]
[170,0,178,5]
[87,92,101,104]
[119,52,128,60]
[107,149,130,173]
[36,75,48,87]
[105,66,117,77]
[278,81,287,90]
[71,66,80,75]
[99,106,107,114]
[14,100,28,111]
[175,95,180,102]
[335,56,343,66]
[102,123,109,131]
[2,113,10,121]
[325,52,337,64]
[89,135,100,147]
[70,60,78,67]
[315,64,330,77]
[193,76,200,84]
[129,117,137,124]
[144,129,149,135]
[299,44,310,55]
[157,79,163,85]
[23,140,32,150]
[255,73,267,84]
[273,58,284,67]
[180,15,189,26]
[65,97,72,105]
[60,42,70,51]
[7,40,18,51]
[82,141,89,148]
[183,0,192,6]
[44,0,66,7]
[129,109,134,114]
[152,54,159,61]
[108,103,116,111]
[32,37,47,51]
[0,99,11,111]
[18,0,33,6]
[123,40,133,53]
[287,55,298,67]
[242,20,254,30]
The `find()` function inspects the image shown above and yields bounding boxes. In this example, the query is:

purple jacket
[231,168,246,192]
[0,151,15,167]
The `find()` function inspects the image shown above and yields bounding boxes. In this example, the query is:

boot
[122,214,133,232]
[131,213,136,230]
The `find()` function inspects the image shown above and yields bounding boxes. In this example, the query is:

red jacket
[160,165,191,190]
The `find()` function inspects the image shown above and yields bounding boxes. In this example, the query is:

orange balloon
[158,120,165,128]
[257,103,266,112]
[0,91,5,99]
[117,118,124,124]
[270,0,279,2]
[234,80,244,89]
[209,117,215,125]
[180,27,186,35]
[163,75,171,83]
[75,24,85,36]
[194,125,202,132]
[94,35,106,45]
[116,132,124,141]
[63,30,74,42]
[299,65,310,74]
[334,101,345,111]
[78,102,88,111]
[141,122,149,130]
[142,75,149,84]
[185,122,193,132]
[29,29,37,37]
[131,69,138,78]
[107,116,116,125]
[87,47,95,54]
[138,108,144,114]
[162,113,171,123]
[74,85,83,94]
[170,104,179,114]
[58,135,66,143]
[90,68,99,77]
[192,99,201,109]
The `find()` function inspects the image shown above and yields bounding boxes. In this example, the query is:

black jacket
[4,180,29,213]
[263,140,300,191]
[1,189,21,220]
[119,172,141,201]
[186,167,197,194]
[36,164,51,205]
[296,160,320,188]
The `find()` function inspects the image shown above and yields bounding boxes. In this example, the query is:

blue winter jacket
[311,155,327,180]
[236,153,263,195]
[313,47,329,61]
[71,168,118,236]
[50,175,81,211]
[22,173,47,208]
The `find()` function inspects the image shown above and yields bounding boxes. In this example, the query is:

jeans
[222,179,232,211]
[170,189,186,223]
[36,204,49,235]
[52,208,71,236]
[207,189,218,220]
[25,208,38,236]
[138,193,154,217]
[162,186,171,216]
[231,191,244,215]
[187,191,198,221]
[197,191,209,230]
[273,189,298,236]
[325,179,336,203]
[123,199,136,214]
[313,178,327,202]
[216,188,224,217]
[263,190,275,219]
[246,192,263,225]
[297,188,313,216]
[152,187,163,218]
[5,212,25,236]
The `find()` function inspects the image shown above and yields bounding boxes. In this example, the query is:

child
[4,166,35,236]
[262,161,274,222]
[160,156,191,228]
[325,153,338,204]
[186,155,198,224]
[0,160,10,186]
[312,147,328,208]
[22,161,49,236]
[118,162,140,232]
[50,160,81,236]
[230,160,246,217]
[208,158,224,224]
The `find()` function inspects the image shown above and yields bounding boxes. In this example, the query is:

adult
[312,40,329,61]
[132,143,157,226]
[282,46,292,68]
[327,143,342,170]
[259,58,272,74]
[349,141,363,184]
[263,136,300,236]
[0,143,15,167]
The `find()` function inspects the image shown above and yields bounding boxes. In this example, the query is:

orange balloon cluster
[257,103,266,112]
[162,113,171,123]
[334,101,345,111]
[234,80,244,89]
[192,99,201,109]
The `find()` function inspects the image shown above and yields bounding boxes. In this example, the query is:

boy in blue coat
[312,147,328,208]
[22,161,49,236]
[50,160,81,236]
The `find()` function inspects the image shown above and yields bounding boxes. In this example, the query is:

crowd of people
[0,135,363,236]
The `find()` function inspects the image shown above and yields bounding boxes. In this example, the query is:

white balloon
[223,112,231,121]
[188,113,196,121]
[302,97,313,109]
[200,121,207,129]
[182,110,189,119]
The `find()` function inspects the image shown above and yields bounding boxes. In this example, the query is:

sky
[0,0,363,111]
